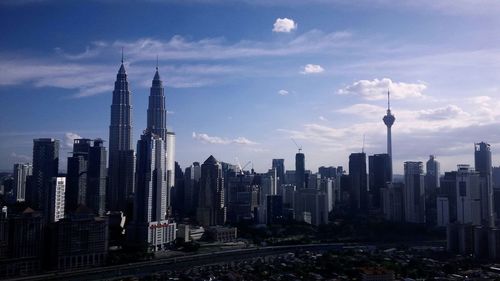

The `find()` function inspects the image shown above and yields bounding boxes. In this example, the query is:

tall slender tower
[108,53,135,213]
[147,64,167,141]
[383,90,395,180]
[146,65,175,214]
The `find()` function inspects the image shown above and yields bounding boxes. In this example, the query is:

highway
[6,241,445,281]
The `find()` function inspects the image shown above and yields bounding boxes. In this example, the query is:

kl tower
[383,90,395,180]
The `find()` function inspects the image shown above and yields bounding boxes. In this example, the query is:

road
[6,241,445,281]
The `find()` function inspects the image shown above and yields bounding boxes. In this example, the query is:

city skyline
[2,1,500,174]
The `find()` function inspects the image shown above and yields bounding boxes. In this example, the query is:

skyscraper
[128,131,175,251]
[87,139,107,216]
[425,155,440,189]
[368,153,391,209]
[404,161,425,223]
[197,155,226,226]
[66,138,91,213]
[147,66,175,216]
[383,90,395,181]
[13,163,32,202]
[272,159,285,186]
[474,142,494,227]
[108,56,135,213]
[295,152,305,190]
[29,138,59,217]
[349,152,368,212]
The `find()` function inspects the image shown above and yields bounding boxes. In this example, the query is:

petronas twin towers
[108,57,175,231]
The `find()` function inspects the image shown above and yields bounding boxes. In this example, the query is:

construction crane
[292,138,302,153]
[235,157,252,175]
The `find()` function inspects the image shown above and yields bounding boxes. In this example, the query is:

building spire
[387,89,391,110]
[121,47,124,64]
[156,55,159,70]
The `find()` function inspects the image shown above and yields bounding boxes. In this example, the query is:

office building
[87,139,107,216]
[404,161,425,223]
[108,57,135,213]
[29,138,59,219]
[368,153,391,209]
[349,152,368,212]
[197,155,226,226]
[50,177,66,223]
[12,163,32,202]
[295,152,305,190]
[272,159,285,186]
[474,142,494,227]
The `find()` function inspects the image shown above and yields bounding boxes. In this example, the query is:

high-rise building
[349,152,368,212]
[368,153,391,209]
[197,155,226,226]
[29,138,59,218]
[184,162,201,217]
[108,57,135,213]
[166,132,175,215]
[87,139,107,216]
[128,131,175,251]
[13,163,32,202]
[295,152,305,190]
[404,161,425,223]
[272,159,285,186]
[383,90,395,181]
[318,166,337,179]
[50,177,66,223]
[474,142,494,227]
[425,155,440,189]
[66,139,107,216]
[66,139,91,213]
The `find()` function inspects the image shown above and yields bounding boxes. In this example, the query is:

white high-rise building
[13,163,32,202]
[456,165,482,225]
[50,177,65,222]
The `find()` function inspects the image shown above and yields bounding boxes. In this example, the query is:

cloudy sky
[2,0,500,174]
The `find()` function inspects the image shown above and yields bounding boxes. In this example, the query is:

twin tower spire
[107,53,169,213]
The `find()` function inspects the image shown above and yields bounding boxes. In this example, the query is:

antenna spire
[121,47,124,63]
[387,89,391,110]
[362,134,365,153]
[156,55,159,70]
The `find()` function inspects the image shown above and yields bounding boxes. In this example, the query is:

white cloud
[278,89,289,96]
[337,78,426,100]
[418,105,469,121]
[192,132,257,145]
[336,103,386,118]
[272,18,297,33]
[301,64,324,74]
[10,152,30,162]
[318,116,328,121]
[64,132,82,148]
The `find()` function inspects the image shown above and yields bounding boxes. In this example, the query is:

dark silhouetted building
[197,156,226,226]
[368,153,391,209]
[475,142,494,227]
[272,159,285,186]
[404,161,425,223]
[295,152,305,190]
[87,139,107,216]
[349,152,367,212]
[50,206,108,270]
[266,195,283,224]
[29,138,59,219]
[184,162,201,217]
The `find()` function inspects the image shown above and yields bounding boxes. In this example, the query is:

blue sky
[2,0,500,174]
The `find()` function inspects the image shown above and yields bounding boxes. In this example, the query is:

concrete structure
[381,183,404,222]
[29,138,59,219]
[474,142,494,227]
[206,226,237,243]
[295,152,305,190]
[108,57,135,213]
[349,152,368,212]
[50,206,108,271]
[456,165,482,225]
[382,90,395,181]
[368,153,391,209]
[404,161,426,223]
[128,130,175,251]
[436,196,450,227]
[12,163,32,202]
[197,156,226,226]
[50,177,66,223]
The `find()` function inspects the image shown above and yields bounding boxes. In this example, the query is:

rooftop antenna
[291,138,302,153]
